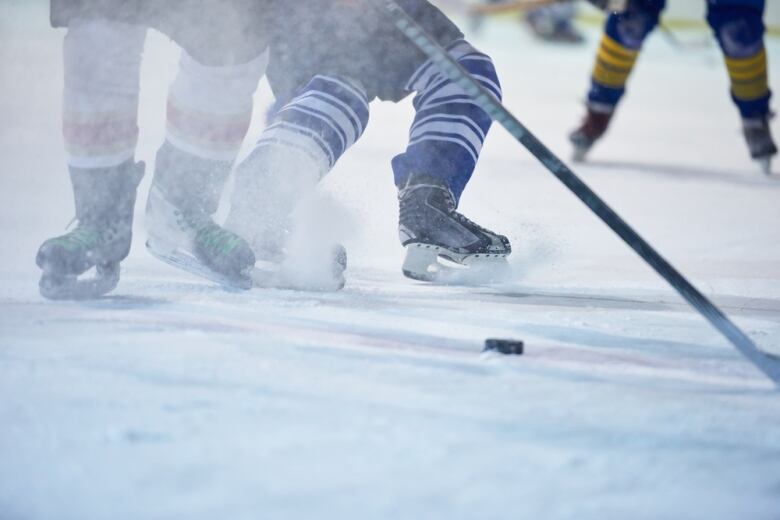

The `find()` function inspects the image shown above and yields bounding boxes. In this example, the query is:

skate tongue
[400,173,452,194]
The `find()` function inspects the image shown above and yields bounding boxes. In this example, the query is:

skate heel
[402,244,441,282]
[39,262,120,300]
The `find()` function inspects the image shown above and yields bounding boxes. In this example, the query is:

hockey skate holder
[402,243,510,285]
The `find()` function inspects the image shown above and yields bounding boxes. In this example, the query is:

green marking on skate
[191,218,242,256]
[49,228,100,252]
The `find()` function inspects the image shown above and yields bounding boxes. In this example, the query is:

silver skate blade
[148,239,345,292]
[401,245,440,282]
[402,244,511,285]
[146,240,252,291]
[39,262,120,300]
[757,157,772,175]
[571,145,588,163]
[438,255,511,285]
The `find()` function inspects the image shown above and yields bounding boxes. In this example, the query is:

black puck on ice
[483,338,524,355]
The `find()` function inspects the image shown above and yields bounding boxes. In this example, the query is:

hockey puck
[484,338,524,355]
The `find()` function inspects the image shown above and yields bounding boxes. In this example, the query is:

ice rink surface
[1,2,780,519]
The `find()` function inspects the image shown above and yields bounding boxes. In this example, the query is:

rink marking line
[4,294,769,391]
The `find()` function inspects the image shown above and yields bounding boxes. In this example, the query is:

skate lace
[451,209,494,236]
[181,212,242,256]
[49,225,101,250]
[402,184,490,232]
[435,190,491,234]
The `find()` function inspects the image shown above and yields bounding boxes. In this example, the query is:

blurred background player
[36,1,268,298]
[224,0,512,286]
[474,0,584,43]
[570,0,777,174]
[526,1,584,43]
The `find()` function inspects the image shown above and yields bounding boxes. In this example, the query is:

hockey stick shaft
[469,0,566,16]
[658,24,713,51]
[371,0,780,387]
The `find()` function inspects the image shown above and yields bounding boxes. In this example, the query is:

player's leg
[570,0,665,160]
[144,49,268,288]
[392,39,511,283]
[137,1,272,288]
[215,2,381,290]
[223,74,369,289]
[36,16,146,299]
[227,1,506,286]
[706,0,776,173]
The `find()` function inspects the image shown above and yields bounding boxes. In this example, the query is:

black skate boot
[398,173,511,284]
[742,116,777,175]
[145,143,255,290]
[569,105,614,162]
[36,160,144,300]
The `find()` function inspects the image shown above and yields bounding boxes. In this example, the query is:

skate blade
[148,239,346,292]
[402,244,511,285]
[146,240,252,291]
[757,157,773,175]
[571,145,589,163]
[39,262,120,300]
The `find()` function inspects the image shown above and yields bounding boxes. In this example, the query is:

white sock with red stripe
[62,18,146,169]
[165,50,268,162]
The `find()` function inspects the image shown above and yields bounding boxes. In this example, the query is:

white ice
[1,2,780,519]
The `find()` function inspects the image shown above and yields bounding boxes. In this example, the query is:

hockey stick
[658,24,713,51]
[468,0,626,16]
[469,0,566,16]
[370,0,780,387]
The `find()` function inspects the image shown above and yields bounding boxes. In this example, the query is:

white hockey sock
[225,75,370,253]
[62,18,146,169]
[165,50,268,162]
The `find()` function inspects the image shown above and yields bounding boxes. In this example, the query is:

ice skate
[145,187,256,290]
[569,105,614,162]
[145,144,255,290]
[36,161,144,300]
[225,145,348,292]
[398,173,511,285]
[742,116,777,175]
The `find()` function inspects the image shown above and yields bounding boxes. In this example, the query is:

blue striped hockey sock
[392,40,502,203]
